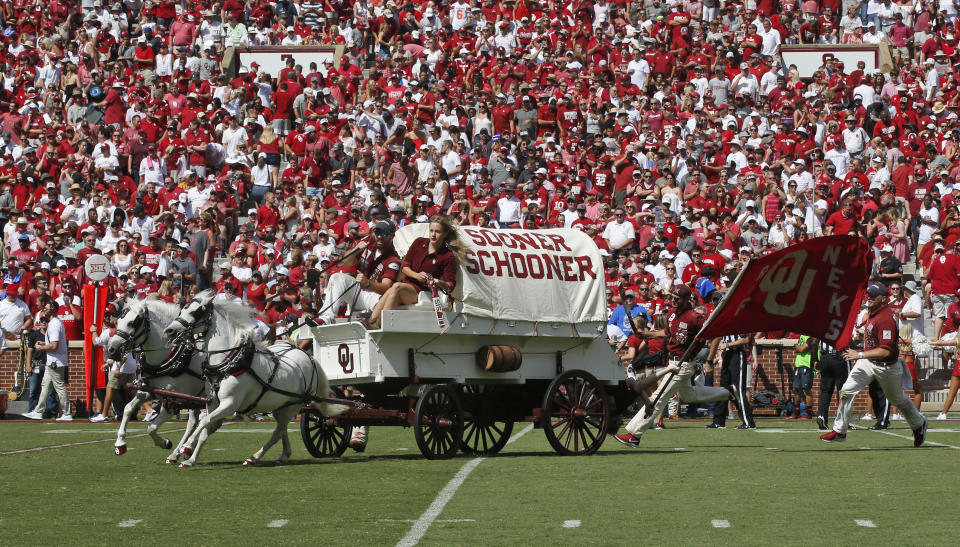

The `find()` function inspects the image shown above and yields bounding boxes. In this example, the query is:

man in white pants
[821,284,928,446]
[319,221,400,326]
[318,221,401,452]
[23,304,71,421]
[614,284,735,447]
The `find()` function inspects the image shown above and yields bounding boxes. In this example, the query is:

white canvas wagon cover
[393,224,607,324]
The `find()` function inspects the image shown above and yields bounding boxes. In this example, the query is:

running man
[820,284,928,446]
[614,284,736,447]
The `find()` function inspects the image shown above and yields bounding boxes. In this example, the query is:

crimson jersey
[592,169,614,198]
[54,294,83,340]
[355,235,401,283]
[864,305,898,364]
[665,307,706,357]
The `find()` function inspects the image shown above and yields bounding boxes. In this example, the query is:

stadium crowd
[4,0,960,421]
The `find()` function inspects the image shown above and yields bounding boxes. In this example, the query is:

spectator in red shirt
[824,199,859,235]
[926,239,960,338]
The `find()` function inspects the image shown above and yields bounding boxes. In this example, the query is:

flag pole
[641,262,752,418]
[88,280,100,416]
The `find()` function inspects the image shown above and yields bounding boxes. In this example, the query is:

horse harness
[138,344,200,379]
[177,295,339,415]
[200,334,322,416]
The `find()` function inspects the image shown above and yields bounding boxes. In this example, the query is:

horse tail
[306,351,349,417]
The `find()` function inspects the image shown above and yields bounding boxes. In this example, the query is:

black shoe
[868,423,889,430]
[705,423,725,429]
[817,416,828,430]
[735,424,755,430]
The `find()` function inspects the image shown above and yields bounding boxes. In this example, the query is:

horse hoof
[115,445,127,456]
[242,458,255,466]
[179,462,193,468]
[180,447,192,457]
[161,438,173,450]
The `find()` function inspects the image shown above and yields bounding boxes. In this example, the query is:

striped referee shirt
[818,340,841,359]
[722,334,748,352]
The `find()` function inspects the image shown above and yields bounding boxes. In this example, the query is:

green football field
[1,417,958,545]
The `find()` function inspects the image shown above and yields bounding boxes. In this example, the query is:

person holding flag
[820,284,928,446]
[614,235,874,446]
[614,284,736,447]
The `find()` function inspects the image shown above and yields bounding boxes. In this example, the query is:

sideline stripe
[875,429,960,449]
[380,519,475,524]
[396,423,534,547]
[0,425,193,456]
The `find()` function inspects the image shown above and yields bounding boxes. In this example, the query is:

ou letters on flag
[698,235,872,348]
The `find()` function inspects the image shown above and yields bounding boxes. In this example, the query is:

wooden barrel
[476,345,523,372]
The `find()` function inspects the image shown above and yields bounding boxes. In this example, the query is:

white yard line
[266,519,288,528]
[43,427,280,434]
[0,427,186,456]
[117,519,143,528]
[875,429,960,449]
[562,520,581,528]
[854,519,877,528]
[756,429,825,433]
[396,423,534,547]
[381,519,475,524]
[711,520,731,528]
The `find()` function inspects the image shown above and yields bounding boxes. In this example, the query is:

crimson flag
[698,235,873,348]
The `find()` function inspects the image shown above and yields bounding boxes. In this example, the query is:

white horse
[106,298,211,464]
[163,290,346,467]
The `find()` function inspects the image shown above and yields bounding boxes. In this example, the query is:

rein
[138,344,200,379]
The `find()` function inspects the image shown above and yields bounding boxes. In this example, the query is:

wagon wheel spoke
[582,422,598,445]
[461,415,513,456]
[555,418,574,446]
[582,387,602,409]
[574,380,588,408]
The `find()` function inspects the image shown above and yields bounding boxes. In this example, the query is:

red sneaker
[613,433,641,448]
[820,430,846,443]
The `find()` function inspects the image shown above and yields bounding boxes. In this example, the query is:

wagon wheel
[542,370,609,456]
[459,385,514,456]
[414,384,463,460]
[461,418,513,456]
[300,406,353,458]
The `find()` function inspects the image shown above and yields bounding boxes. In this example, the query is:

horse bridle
[168,298,213,344]
[112,307,149,357]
